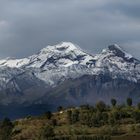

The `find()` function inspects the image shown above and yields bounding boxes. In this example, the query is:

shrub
[111,99,117,107]
[132,110,140,123]
[45,111,53,120]
[0,118,14,140]
[137,103,140,110]
[39,124,55,140]
[127,98,132,107]
[96,101,106,112]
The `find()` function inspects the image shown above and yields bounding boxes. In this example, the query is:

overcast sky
[0,0,140,59]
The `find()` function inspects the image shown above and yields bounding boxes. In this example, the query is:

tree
[0,118,13,140]
[57,106,63,112]
[96,101,106,112]
[71,110,79,124]
[132,110,140,123]
[67,110,72,124]
[39,124,55,140]
[137,103,140,110]
[109,114,116,126]
[111,99,117,107]
[80,104,90,110]
[51,119,57,127]
[45,111,52,120]
[102,112,109,124]
[127,98,132,107]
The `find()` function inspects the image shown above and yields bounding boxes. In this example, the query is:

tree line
[40,98,140,140]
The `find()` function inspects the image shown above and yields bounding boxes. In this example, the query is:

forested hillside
[1,98,140,140]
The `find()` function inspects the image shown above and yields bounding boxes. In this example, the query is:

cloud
[0,20,8,26]
[0,0,139,59]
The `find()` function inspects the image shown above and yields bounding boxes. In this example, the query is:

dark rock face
[108,44,134,62]
[108,44,125,57]
[45,75,140,107]
[0,70,48,105]
[0,74,139,119]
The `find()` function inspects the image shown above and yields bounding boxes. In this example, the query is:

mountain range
[0,42,140,118]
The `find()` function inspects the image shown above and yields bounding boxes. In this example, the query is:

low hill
[1,100,140,140]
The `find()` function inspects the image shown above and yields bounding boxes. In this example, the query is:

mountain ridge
[0,42,137,67]
[0,42,139,118]
[0,42,139,84]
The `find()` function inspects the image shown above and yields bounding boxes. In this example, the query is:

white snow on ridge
[0,58,30,68]
[115,44,133,59]
[0,42,139,85]
[25,42,95,68]
[109,44,133,59]
[0,42,94,69]
[125,53,133,59]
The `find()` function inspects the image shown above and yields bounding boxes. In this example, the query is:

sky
[0,0,140,59]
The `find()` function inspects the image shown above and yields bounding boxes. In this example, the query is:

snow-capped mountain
[0,42,93,68]
[0,42,140,86]
[0,42,139,118]
[0,42,96,86]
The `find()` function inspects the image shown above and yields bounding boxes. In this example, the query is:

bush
[111,99,117,107]
[96,101,106,112]
[50,119,57,127]
[71,110,79,124]
[57,106,63,112]
[67,110,72,124]
[75,135,111,140]
[0,118,13,140]
[45,111,53,120]
[132,110,140,122]
[137,103,140,110]
[99,126,120,136]
[39,124,55,140]
[127,98,132,107]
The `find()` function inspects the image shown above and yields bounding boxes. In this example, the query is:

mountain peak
[108,44,133,60]
[42,42,80,52]
[27,42,94,68]
[108,44,124,52]
[56,42,79,50]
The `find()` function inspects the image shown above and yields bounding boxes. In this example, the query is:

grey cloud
[0,0,140,59]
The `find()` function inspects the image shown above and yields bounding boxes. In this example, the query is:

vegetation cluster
[1,98,140,140]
